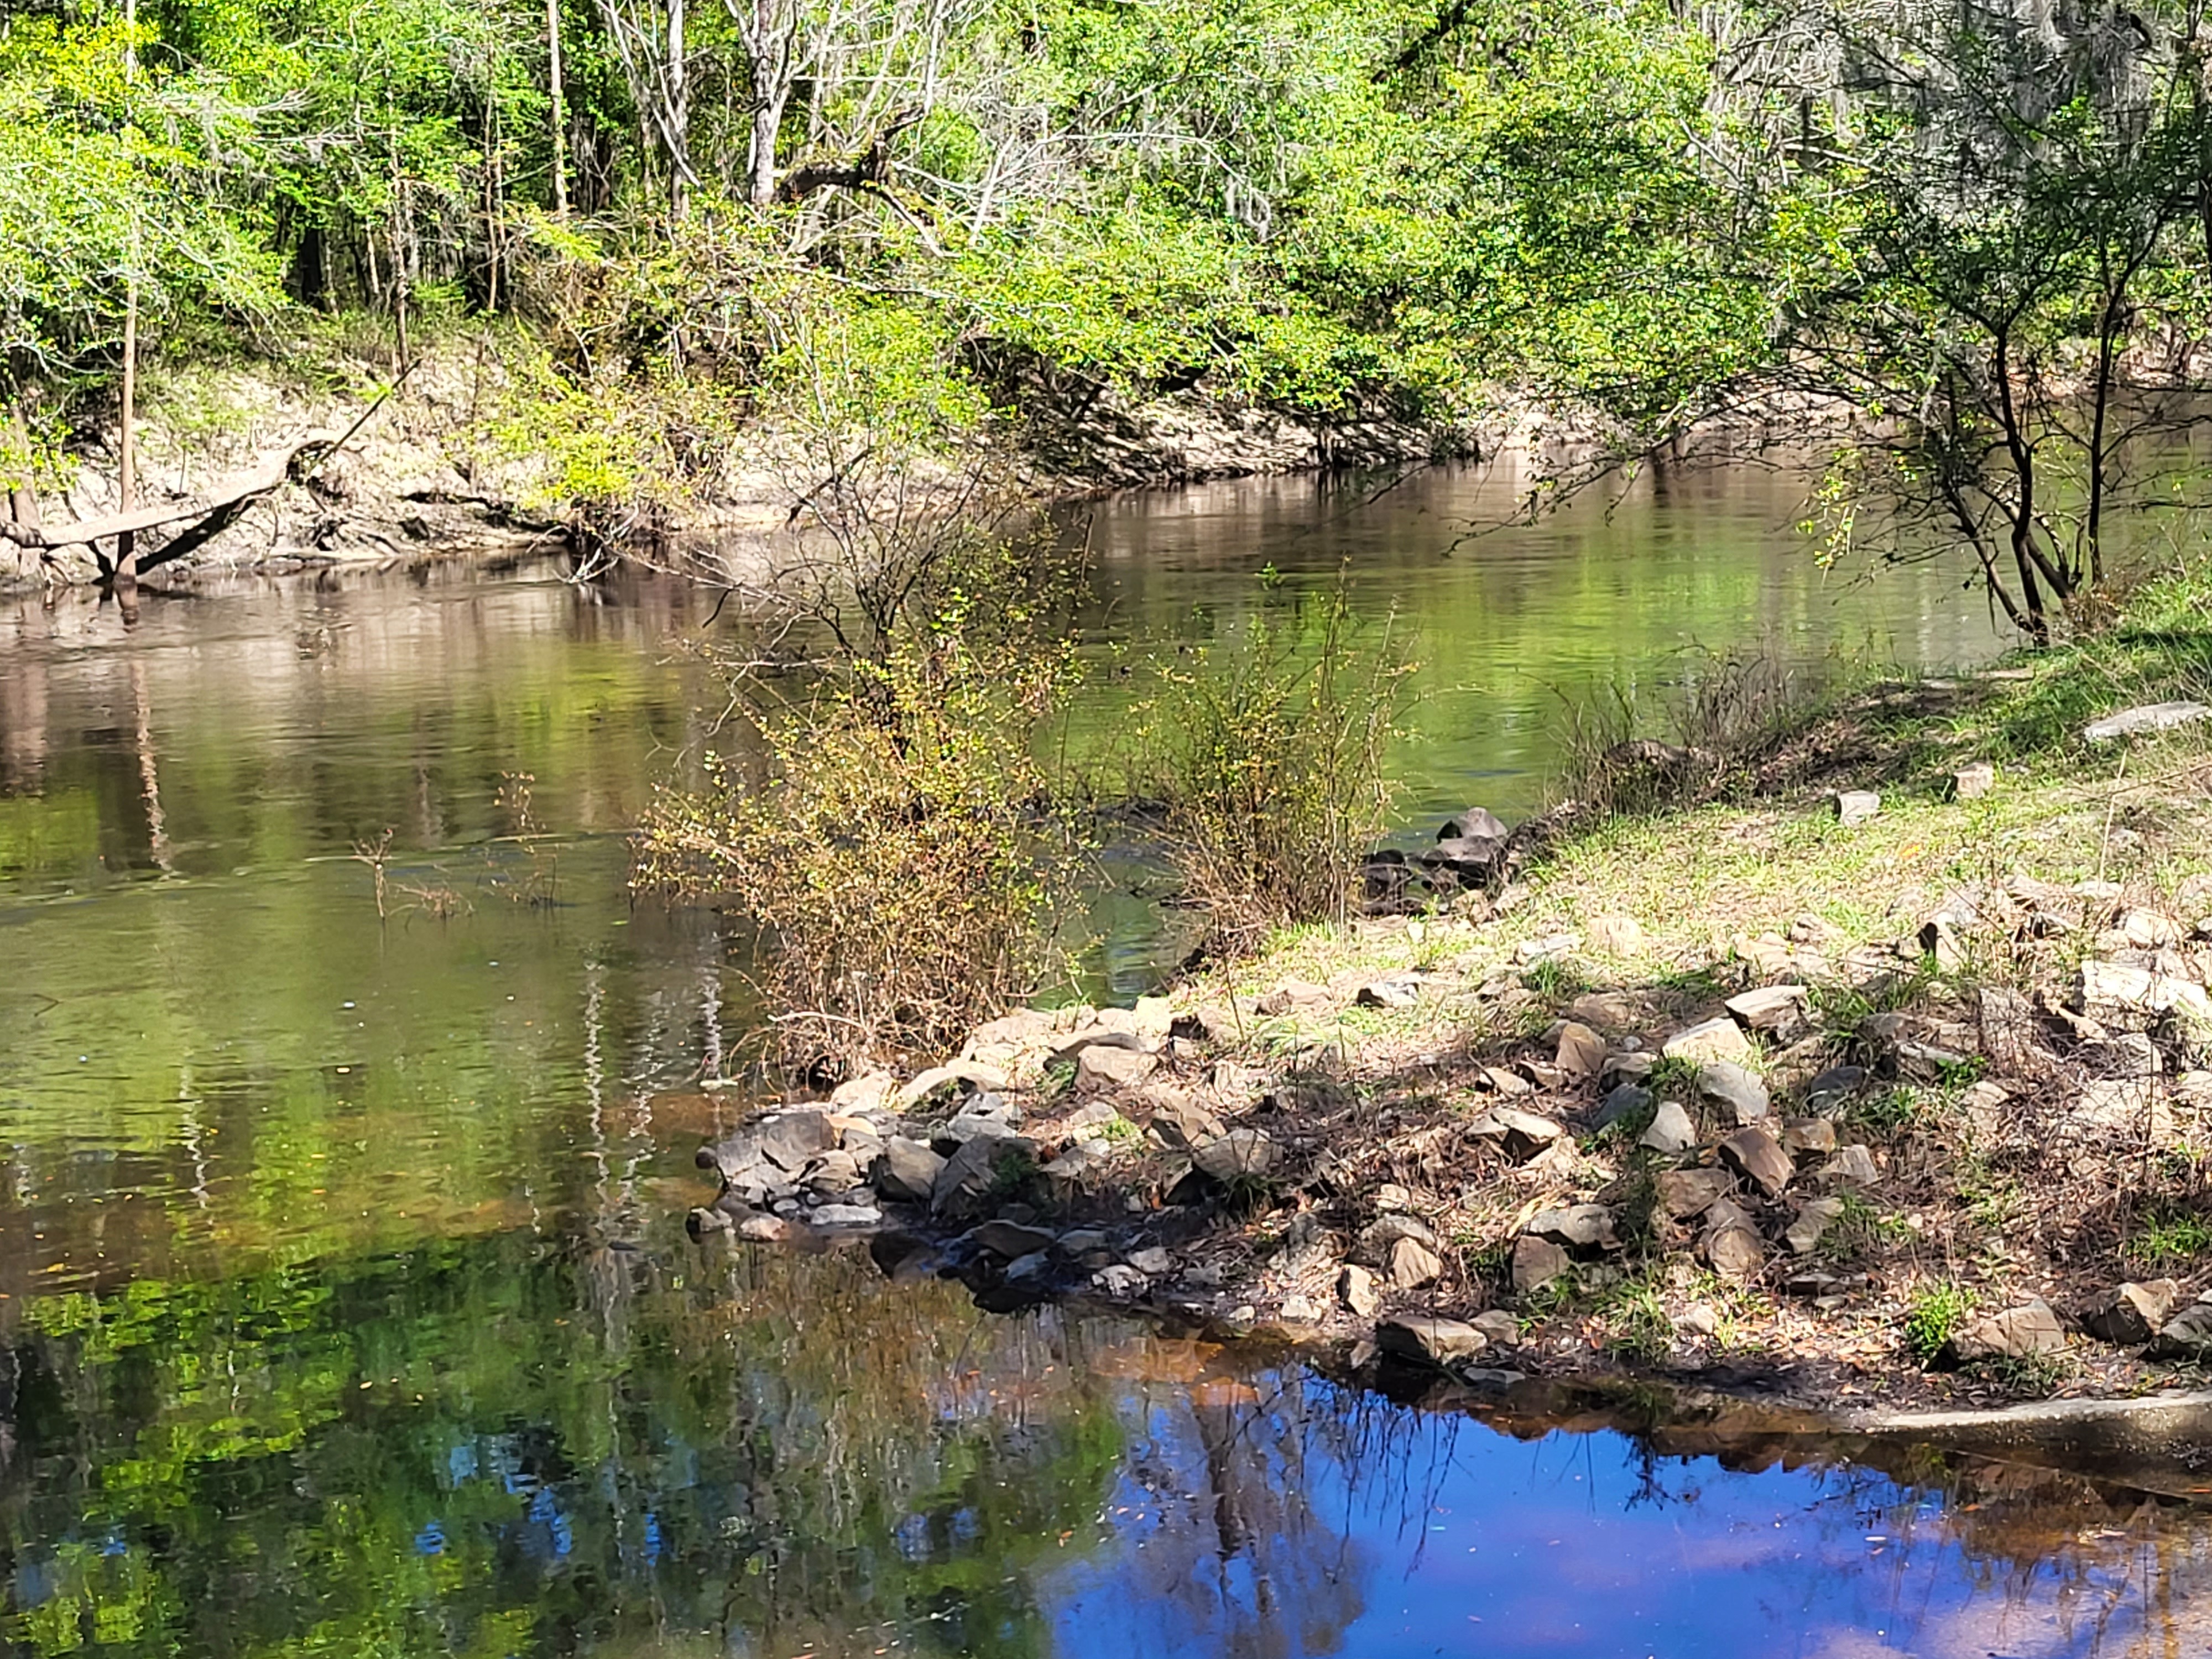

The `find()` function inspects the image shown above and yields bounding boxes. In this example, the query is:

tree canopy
[11,0,2212,633]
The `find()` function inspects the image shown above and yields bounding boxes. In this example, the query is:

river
[9,463,2204,1657]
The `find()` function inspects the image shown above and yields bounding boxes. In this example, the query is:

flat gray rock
[1193,1128,1277,1181]
[1357,1213,1441,1262]
[1639,1099,1697,1154]
[1949,1298,2067,1361]
[2084,701,2212,743]
[1833,789,1881,826]
[873,1136,946,1203]
[1818,1144,1880,1186]
[1665,1018,1753,1066]
[1698,1061,1772,1125]
[1726,984,1810,1036]
[1526,1202,1618,1253]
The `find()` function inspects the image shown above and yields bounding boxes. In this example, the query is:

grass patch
[2130,1206,2212,1270]
[1905,1282,1978,1363]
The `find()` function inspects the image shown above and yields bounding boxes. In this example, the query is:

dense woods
[12,1,2212,628]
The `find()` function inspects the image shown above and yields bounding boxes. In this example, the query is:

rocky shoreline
[687,725,2212,1420]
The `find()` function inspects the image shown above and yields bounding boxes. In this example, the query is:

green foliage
[634,615,1076,1072]
[1519,956,1590,1001]
[1597,1275,1675,1362]
[2131,1206,2212,1269]
[1126,577,1410,954]
[1904,1282,1977,1364]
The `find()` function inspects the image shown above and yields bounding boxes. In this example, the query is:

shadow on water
[0,476,2178,1657]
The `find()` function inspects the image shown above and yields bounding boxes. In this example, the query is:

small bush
[635,621,1076,1075]
[1904,1282,1976,1363]
[1129,578,1411,957]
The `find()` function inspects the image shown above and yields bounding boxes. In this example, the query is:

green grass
[2130,1206,2212,1269]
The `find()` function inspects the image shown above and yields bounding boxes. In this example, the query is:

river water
[8,464,2205,1657]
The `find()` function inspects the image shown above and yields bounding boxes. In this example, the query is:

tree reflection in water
[11,1219,2212,1655]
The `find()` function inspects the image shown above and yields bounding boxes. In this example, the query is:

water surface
[10,468,2174,1659]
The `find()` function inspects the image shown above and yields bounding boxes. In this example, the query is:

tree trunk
[738,0,794,206]
[4,408,39,535]
[547,0,570,216]
[116,0,139,587]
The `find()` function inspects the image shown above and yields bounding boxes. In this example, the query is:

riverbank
[2,334,1489,591]
[690,556,2212,1417]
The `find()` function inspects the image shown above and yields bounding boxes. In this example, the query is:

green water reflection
[5,1237,1138,1658]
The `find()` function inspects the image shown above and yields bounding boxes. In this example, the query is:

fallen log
[0,434,334,552]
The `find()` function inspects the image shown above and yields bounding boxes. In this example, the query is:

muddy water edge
[14,467,2208,1658]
